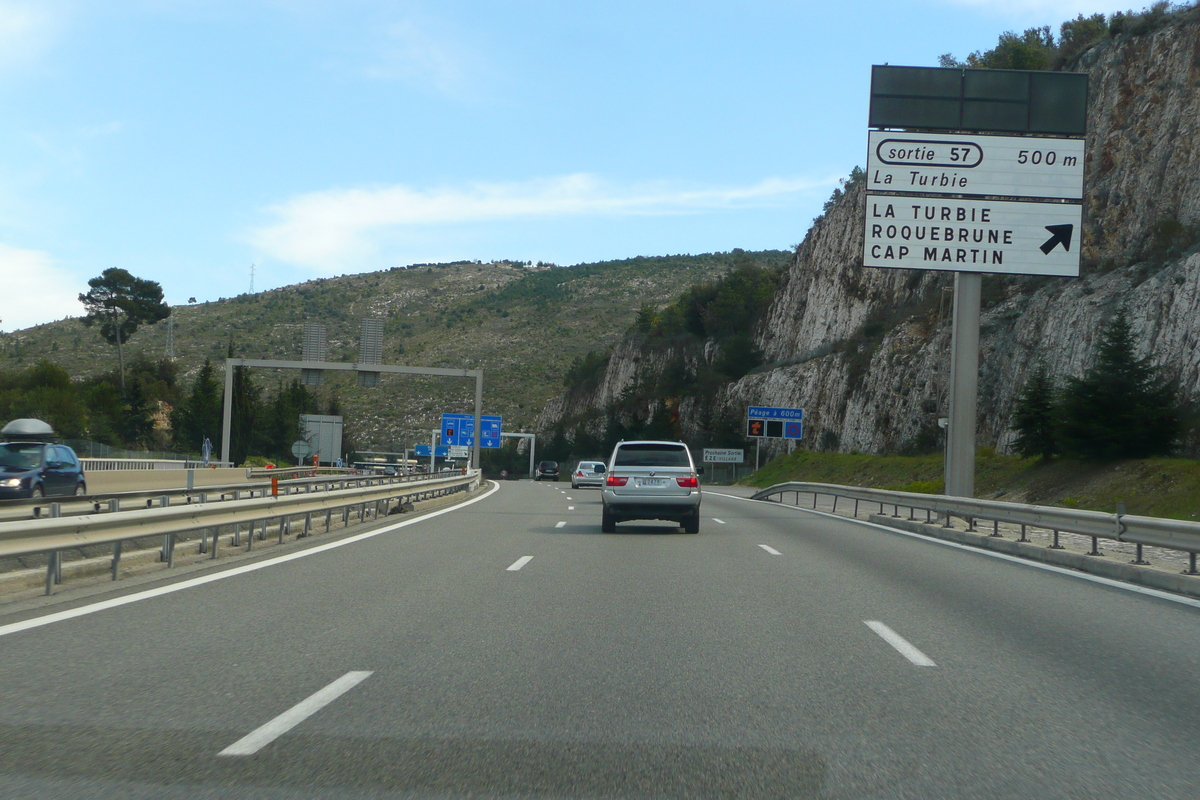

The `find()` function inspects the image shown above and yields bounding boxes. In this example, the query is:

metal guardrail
[245,466,354,479]
[80,458,209,471]
[0,469,449,519]
[0,471,481,595]
[751,481,1200,574]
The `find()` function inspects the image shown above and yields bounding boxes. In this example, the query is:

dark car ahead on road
[535,460,560,481]
[0,442,87,499]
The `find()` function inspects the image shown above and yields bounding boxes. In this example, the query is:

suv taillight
[606,475,629,487]
[676,475,698,488]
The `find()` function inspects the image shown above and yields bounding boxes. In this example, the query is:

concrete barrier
[87,468,251,494]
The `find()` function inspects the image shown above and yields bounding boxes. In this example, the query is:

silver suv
[601,440,703,533]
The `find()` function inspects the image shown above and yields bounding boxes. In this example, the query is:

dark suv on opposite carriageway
[600,440,703,534]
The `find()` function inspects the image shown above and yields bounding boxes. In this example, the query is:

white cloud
[248,173,834,272]
[0,0,63,74]
[362,18,476,94]
[0,244,83,330]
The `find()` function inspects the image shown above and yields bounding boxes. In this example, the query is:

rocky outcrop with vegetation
[540,4,1200,460]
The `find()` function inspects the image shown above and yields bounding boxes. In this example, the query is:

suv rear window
[612,444,690,468]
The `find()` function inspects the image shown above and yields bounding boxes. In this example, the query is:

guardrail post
[832,496,838,514]
[45,552,57,595]
[990,520,1001,537]
[1133,543,1149,565]
[157,496,170,560]
[325,510,332,532]
[1050,529,1063,549]
[1187,553,1198,575]
[107,499,122,580]
[1089,536,1101,555]
[1018,524,1029,542]
[853,499,860,517]
[278,516,285,545]
[303,512,312,538]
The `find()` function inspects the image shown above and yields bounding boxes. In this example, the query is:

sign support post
[945,273,981,497]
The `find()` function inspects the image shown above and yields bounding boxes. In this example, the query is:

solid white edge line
[218,670,373,756]
[864,621,937,667]
[706,491,1200,611]
[507,555,534,571]
[758,544,782,555]
[0,482,504,639]
[555,521,566,528]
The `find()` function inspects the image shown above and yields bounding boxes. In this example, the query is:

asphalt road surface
[0,480,1197,799]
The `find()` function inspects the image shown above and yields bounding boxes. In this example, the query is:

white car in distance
[570,460,607,489]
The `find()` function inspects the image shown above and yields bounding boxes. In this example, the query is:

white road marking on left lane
[555,521,566,528]
[507,556,534,571]
[865,621,937,667]
[219,671,373,756]
[758,544,781,555]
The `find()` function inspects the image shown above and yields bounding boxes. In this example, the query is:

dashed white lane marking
[706,490,1200,612]
[555,521,566,528]
[507,556,534,571]
[219,671,373,756]
[712,518,726,524]
[566,497,573,500]
[568,506,575,511]
[758,544,781,555]
[864,621,937,667]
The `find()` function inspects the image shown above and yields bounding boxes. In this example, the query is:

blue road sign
[413,445,449,457]
[747,406,804,421]
[746,406,804,440]
[441,413,503,448]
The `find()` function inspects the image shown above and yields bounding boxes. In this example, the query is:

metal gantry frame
[500,432,536,478]
[221,358,484,470]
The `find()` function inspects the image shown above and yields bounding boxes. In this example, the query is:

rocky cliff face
[540,11,1200,459]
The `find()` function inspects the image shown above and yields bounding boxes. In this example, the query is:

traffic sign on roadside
[864,194,1081,276]
[746,406,804,439]
[703,448,744,463]
[866,131,1084,201]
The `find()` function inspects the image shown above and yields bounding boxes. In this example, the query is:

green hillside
[1,252,790,448]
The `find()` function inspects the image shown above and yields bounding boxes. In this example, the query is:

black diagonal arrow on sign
[1040,224,1074,255]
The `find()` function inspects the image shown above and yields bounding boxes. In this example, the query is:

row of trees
[0,357,337,465]
[1011,309,1183,460]
[938,3,1187,72]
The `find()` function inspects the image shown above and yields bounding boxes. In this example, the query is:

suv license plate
[639,478,667,487]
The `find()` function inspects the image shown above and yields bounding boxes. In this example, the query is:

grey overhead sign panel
[866,131,1084,200]
[869,65,1088,136]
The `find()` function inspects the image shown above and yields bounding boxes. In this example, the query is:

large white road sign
[864,194,1082,276]
[867,131,1084,201]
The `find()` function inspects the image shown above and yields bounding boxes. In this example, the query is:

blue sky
[0,0,1135,330]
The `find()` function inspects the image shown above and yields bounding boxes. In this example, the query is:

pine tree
[1058,309,1180,459]
[173,360,222,454]
[1011,364,1058,459]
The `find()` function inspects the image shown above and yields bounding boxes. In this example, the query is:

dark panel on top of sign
[869,66,1087,136]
